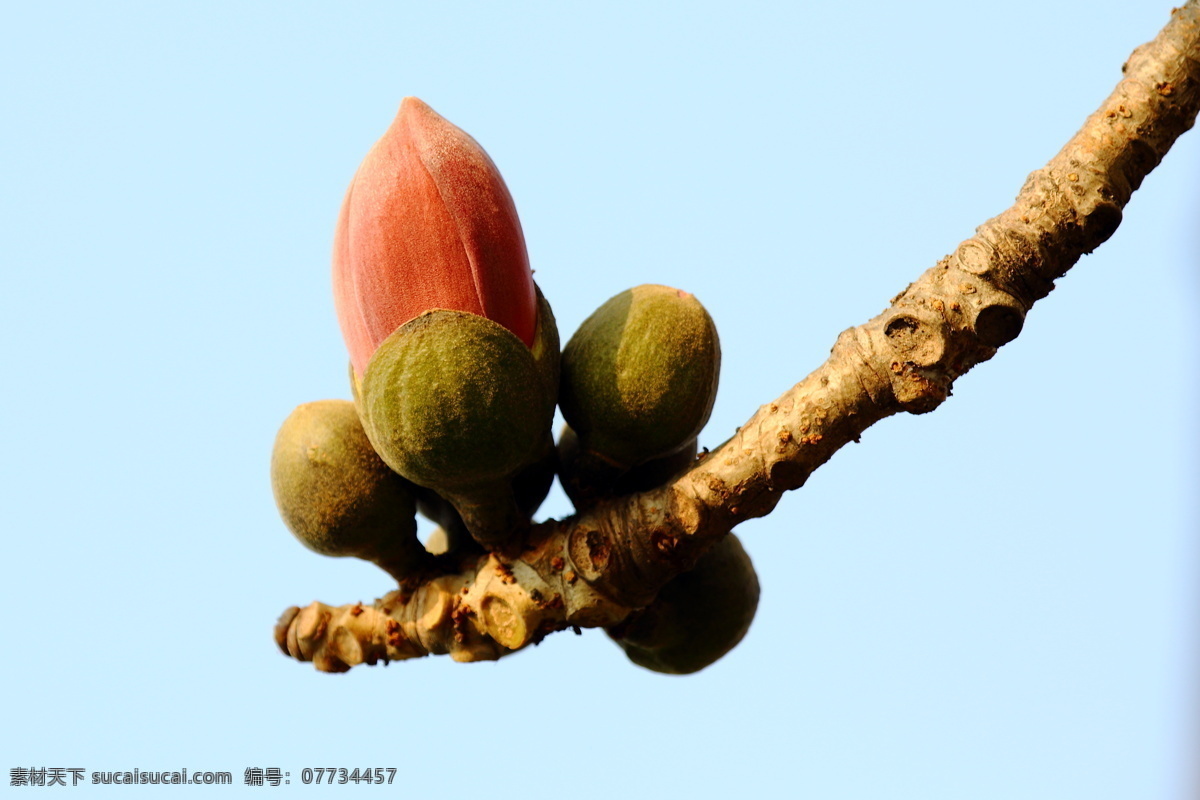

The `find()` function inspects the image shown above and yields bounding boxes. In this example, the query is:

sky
[3,1,1197,797]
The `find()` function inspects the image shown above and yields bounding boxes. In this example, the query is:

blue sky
[3,1,1197,797]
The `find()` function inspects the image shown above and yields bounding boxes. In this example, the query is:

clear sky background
[3,1,1197,797]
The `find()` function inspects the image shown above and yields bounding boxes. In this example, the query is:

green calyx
[358,290,559,547]
[528,284,561,420]
[270,399,429,581]
[607,533,759,675]
[560,284,720,470]
[360,311,544,487]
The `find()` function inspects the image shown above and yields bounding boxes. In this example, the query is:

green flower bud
[358,298,558,548]
[607,533,759,675]
[528,286,561,420]
[560,284,720,471]
[270,400,430,581]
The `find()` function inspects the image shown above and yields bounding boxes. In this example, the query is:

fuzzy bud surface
[333,97,537,377]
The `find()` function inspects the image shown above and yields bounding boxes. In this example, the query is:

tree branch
[276,2,1200,672]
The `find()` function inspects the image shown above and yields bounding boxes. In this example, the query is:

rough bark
[276,2,1200,672]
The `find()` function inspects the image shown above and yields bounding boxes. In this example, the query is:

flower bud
[333,96,537,378]
[560,284,720,470]
[270,400,431,581]
[358,295,558,547]
[606,533,759,675]
[333,97,560,548]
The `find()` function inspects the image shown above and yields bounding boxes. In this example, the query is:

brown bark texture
[276,2,1200,672]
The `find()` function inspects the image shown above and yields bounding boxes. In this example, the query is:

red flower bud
[333,97,537,377]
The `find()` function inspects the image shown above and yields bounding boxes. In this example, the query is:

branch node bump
[883,313,947,367]
[971,301,1026,348]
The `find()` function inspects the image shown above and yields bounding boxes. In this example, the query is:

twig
[276,2,1200,671]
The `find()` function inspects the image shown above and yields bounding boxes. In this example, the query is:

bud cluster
[270,98,758,673]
